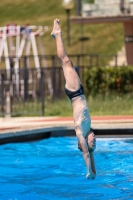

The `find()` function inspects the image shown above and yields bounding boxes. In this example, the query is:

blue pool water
[0,137,133,200]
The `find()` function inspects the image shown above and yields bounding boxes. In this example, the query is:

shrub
[85,66,133,96]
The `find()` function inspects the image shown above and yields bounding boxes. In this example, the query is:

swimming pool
[0,137,133,200]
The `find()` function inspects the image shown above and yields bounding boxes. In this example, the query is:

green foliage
[82,0,94,3]
[86,66,133,96]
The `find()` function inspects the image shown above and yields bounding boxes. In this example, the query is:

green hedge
[82,0,94,3]
[86,66,133,96]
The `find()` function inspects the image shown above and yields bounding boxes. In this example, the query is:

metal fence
[0,67,66,117]
[0,53,128,117]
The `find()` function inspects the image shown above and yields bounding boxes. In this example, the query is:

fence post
[0,74,5,117]
[96,54,99,67]
[5,91,11,118]
[90,55,92,67]
[41,69,45,116]
[115,54,118,67]
[77,55,80,67]
[58,67,62,98]
[24,56,28,101]
[52,55,56,102]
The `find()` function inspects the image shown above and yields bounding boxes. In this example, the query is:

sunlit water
[0,137,133,200]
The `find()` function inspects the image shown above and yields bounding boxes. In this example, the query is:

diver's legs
[51,19,80,91]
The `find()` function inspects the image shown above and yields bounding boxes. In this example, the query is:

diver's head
[78,131,96,153]
[86,132,96,152]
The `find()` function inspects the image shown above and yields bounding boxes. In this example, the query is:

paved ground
[0,116,133,143]
[1,115,133,132]
[0,116,133,132]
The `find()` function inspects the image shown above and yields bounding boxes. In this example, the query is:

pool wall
[0,125,133,144]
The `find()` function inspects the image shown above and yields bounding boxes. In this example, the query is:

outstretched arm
[90,152,96,175]
[87,132,96,175]
[78,132,96,177]
[76,129,96,179]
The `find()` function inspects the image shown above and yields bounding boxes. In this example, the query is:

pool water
[0,137,133,200]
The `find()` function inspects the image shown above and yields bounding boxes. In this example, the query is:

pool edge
[0,125,133,144]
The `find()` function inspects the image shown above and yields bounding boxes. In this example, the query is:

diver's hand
[86,172,96,179]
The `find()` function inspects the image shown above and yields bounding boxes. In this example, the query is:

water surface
[0,137,133,200]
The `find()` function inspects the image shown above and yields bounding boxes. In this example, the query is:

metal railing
[0,54,128,117]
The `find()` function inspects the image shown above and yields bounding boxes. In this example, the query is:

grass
[46,95,133,116]
[48,95,133,116]
[88,94,133,116]
[8,95,133,117]
[45,98,73,116]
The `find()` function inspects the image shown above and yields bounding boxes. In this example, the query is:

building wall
[82,0,133,17]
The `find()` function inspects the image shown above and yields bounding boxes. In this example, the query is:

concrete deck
[0,116,133,144]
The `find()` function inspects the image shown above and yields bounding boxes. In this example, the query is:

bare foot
[51,19,62,39]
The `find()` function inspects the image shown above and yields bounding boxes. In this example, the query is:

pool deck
[0,116,133,144]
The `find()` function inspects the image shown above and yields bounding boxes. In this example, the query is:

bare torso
[71,95,91,137]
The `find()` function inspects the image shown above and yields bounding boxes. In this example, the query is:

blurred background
[0,0,133,117]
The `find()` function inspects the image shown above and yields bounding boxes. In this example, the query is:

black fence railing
[0,67,63,117]
[0,54,128,117]
[0,67,88,117]
[0,53,127,68]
